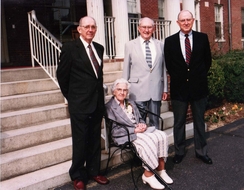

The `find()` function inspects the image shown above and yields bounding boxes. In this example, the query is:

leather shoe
[157,170,173,184]
[196,153,213,164]
[173,154,184,164]
[142,174,165,189]
[73,180,86,190]
[91,175,109,185]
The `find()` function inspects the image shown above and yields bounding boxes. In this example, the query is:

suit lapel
[191,31,198,60]
[75,39,100,78]
[134,37,151,70]
[174,32,186,64]
[152,39,161,70]
[93,42,103,78]
[111,98,135,126]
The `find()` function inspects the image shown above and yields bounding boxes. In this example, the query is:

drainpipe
[228,0,232,51]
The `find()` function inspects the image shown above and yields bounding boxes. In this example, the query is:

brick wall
[231,0,244,50]
[200,0,228,55]
[140,0,159,19]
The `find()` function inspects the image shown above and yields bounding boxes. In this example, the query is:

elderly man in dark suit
[164,10,212,165]
[57,16,109,190]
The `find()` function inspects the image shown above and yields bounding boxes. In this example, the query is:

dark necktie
[185,34,191,65]
[88,44,100,75]
[145,41,152,68]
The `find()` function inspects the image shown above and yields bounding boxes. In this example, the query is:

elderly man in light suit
[123,17,168,129]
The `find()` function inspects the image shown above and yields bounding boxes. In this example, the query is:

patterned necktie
[185,34,191,65]
[145,41,152,68]
[88,44,100,75]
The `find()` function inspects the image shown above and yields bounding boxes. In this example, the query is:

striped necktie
[88,44,100,75]
[145,41,152,68]
[185,34,191,65]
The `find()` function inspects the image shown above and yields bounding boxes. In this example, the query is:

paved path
[54,118,244,190]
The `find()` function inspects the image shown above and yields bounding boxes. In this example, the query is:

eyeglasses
[139,26,154,30]
[178,19,193,23]
[80,25,97,30]
[116,88,128,93]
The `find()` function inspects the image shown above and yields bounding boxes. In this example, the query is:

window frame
[214,4,225,42]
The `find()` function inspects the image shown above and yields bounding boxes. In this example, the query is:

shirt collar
[114,97,125,106]
[79,37,91,48]
[180,30,193,37]
[139,36,153,45]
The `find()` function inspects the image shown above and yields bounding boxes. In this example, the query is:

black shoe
[196,153,213,164]
[173,154,184,164]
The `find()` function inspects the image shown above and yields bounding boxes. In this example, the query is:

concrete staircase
[0,63,193,189]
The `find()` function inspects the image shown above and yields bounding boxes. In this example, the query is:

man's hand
[162,92,168,101]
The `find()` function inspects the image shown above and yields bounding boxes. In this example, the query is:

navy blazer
[57,38,104,114]
[164,31,212,101]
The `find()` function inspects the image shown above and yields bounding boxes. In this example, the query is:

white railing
[129,18,171,41]
[28,10,62,87]
[105,16,116,59]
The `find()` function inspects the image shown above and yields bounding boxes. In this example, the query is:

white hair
[111,78,130,94]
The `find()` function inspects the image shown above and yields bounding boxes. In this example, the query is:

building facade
[1,0,244,67]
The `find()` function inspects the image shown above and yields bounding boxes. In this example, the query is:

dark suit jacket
[57,38,105,114]
[164,31,212,101]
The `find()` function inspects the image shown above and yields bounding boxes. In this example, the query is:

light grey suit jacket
[105,97,145,145]
[122,36,168,101]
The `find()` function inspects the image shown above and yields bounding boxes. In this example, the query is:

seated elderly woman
[105,78,173,190]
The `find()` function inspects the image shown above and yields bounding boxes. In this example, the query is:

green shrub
[216,50,244,103]
[207,59,225,108]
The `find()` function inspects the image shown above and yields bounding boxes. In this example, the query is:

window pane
[127,0,137,14]
[242,24,244,38]
[242,9,244,38]
[158,0,164,19]
[215,22,221,39]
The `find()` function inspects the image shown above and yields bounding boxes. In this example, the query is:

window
[128,0,140,40]
[127,0,138,14]
[51,0,78,42]
[214,5,224,40]
[158,0,164,19]
[194,0,200,31]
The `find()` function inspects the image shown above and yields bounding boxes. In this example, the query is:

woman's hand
[134,123,147,133]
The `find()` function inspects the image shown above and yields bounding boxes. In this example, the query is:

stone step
[1,103,69,132]
[0,123,195,190]
[0,161,71,190]
[1,66,122,97]
[0,62,122,84]
[103,61,123,72]
[0,119,71,154]
[161,111,174,130]
[1,90,64,112]
[103,71,122,83]
[1,67,49,82]
[0,137,72,181]
[1,78,59,97]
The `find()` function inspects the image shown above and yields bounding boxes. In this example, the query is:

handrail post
[28,10,35,67]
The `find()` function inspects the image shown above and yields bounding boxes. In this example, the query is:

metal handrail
[28,10,62,87]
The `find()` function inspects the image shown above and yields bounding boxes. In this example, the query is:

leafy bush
[207,59,225,108]
[216,50,244,103]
